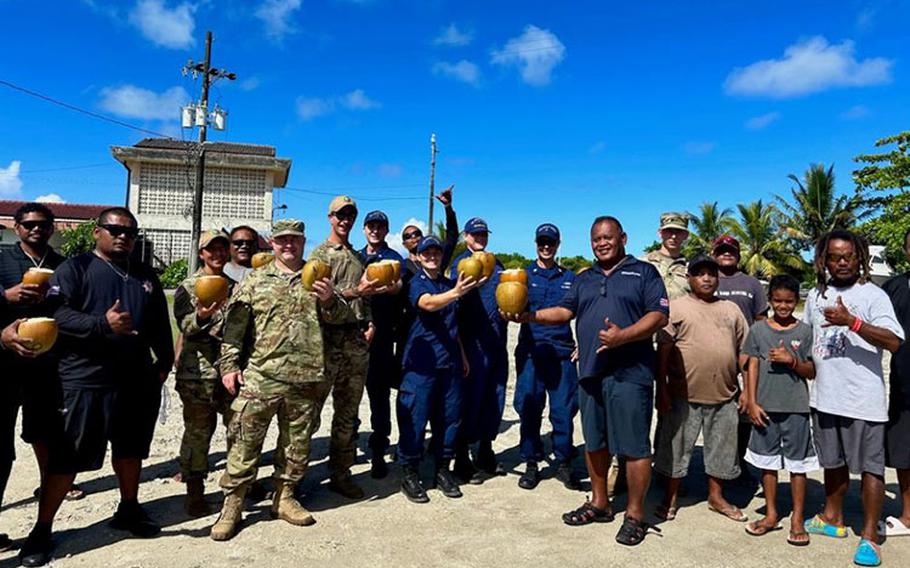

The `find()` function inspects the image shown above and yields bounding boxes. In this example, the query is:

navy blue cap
[363,210,389,226]
[687,253,719,275]
[535,223,560,241]
[463,217,491,234]
[416,235,443,253]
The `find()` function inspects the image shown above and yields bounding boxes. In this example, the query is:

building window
[143,228,192,266]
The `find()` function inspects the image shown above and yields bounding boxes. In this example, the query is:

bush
[160,259,188,289]
[60,220,96,257]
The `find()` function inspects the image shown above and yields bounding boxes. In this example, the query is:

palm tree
[777,163,869,251]
[684,201,734,256]
[726,200,805,278]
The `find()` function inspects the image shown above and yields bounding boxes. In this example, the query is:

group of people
[0,196,908,567]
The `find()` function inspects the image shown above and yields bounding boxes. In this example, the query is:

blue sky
[1,0,908,258]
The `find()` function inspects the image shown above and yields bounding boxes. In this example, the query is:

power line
[19,163,110,174]
[283,187,423,201]
[0,79,174,138]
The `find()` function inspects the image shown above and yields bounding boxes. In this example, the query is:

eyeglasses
[99,224,139,239]
[19,220,53,231]
[232,239,256,247]
[403,231,423,240]
[333,210,357,221]
[826,252,857,264]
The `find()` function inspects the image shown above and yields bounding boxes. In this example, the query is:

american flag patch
[660,298,669,307]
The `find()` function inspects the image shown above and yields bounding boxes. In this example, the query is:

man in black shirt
[19,207,174,567]
[401,186,459,281]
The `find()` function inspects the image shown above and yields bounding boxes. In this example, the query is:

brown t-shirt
[658,294,748,404]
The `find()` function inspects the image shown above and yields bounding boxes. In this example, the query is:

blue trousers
[396,368,462,465]
[514,353,579,462]
[366,336,398,456]
[460,340,508,445]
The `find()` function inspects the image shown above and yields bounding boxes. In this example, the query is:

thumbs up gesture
[596,317,626,353]
[768,339,794,366]
[106,299,136,335]
[822,295,854,327]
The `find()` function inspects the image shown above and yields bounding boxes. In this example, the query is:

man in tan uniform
[642,212,690,300]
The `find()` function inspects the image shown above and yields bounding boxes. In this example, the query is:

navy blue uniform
[449,250,507,445]
[358,244,405,457]
[397,271,462,465]
[557,256,668,458]
[515,263,578,463]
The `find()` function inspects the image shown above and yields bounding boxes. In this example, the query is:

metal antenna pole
[428,133,437,232]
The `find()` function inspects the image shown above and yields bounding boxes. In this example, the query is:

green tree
[854,131,910,272]
[559,255,593,273]
[684,201,733,256]
[777,163,868,251]
[643,240,661,254]
[60,220,96,257]
[160,259,188,288]
[496,252,533,269]
[726,200,805,278]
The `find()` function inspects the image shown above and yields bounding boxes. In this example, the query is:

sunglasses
[20,220,53,231]
[403,231,423,240]
[232,239,256,247]
[536,239,557,248]
[334,210,357,221]
[100,223,139,239]
[826,252,857,264]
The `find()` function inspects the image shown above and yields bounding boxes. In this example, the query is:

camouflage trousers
[324,326,369,481]
[220,377,331,494]
[176,379,234,480]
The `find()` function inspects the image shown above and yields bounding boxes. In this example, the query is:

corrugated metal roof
[134,137,276,157]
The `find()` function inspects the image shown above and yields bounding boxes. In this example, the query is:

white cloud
[99,85,189,120]
[745,111,781,130]
[342,89,381,110]
[433,23,472,47]
[432,60,481,86]
[377,163,403,178]
[36,193,66,204]
[490,25,566,86]
[255,0,302,41]
[0,161,23,198]
[683,141,716,155]
[387,217,427,256]
[128,0,196,49]
[724,36,893,98]
[841,104,870,119]
[295,96,334,121]
[240,77,261,91]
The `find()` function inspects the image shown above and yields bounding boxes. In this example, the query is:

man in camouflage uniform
[310,195,385,499]
[211,219,338,541]
[173,229,235,517]
[642,212,690,300]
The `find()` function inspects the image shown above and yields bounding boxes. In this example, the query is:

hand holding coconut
[1,319,40,358]
[453,270,485,296]
[310,277,335,304]
[355,271,389,297]
[106,299,136,335]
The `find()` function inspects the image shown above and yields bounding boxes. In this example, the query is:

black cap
[687,253,719,275]
[363,210,389,226]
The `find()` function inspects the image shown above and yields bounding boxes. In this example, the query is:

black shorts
[20,375,63,445]
[886,406,910,470]
[578,377,653,459]
[0,388,20,463]
[48,382,161,474]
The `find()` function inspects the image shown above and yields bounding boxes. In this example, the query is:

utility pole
[181,30,235,275]
[428,133,437,231]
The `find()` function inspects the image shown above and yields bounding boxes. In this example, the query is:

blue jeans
[396,368,462,465]
[514,353,578,462]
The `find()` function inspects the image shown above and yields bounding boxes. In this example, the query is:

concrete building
[111,137,291,265]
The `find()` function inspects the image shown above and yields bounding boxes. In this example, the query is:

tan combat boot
[210,487,247,541]
[270,483,315,526]
[185,478,211,518]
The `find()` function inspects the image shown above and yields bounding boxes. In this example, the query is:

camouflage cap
[328,195,357,215]
[659,212,689,232]
[272,219,305,237]
[198,229,230,250]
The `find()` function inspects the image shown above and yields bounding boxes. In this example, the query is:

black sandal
[615,516,659,546]
[562,500,614,526]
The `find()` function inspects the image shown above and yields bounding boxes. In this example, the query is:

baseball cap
[363,210,389,226]
[198,229,230,251]
[271,219,305,237]
[659,212,689,232]
[328,195,357,215]
[416,235,443,253]
[535,223,560,242]
[463,217,491,234]
[712,235,741,253]
[687,253,719,275]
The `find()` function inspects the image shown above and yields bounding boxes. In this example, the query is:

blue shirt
[359,244,405,339]
[403,270,460,374]
[558,255,668,385]
[449,249,506,344]
[518,262,575,359]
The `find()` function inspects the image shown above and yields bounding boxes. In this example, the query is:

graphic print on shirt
[811,298,855,359]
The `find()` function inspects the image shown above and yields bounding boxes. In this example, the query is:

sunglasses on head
[20,220,53,231]
[232,239,256,247]
[403,231,423,240]
[100,224,139,239]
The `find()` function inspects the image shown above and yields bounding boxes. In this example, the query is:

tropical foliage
[683,201,733,257]
[60,220,96,257]
[725,200,806,278]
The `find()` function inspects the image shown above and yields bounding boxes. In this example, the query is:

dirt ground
[2,325,909,568]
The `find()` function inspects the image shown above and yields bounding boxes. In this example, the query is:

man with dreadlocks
[801,229,903,567]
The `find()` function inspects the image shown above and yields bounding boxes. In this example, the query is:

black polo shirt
[557,255,668,385]
[0,243,65,325]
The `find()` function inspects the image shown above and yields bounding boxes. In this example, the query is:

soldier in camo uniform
[173,229,235,517]
[210,219,338,541]
[641,212,690,300]
[310,195,388,499]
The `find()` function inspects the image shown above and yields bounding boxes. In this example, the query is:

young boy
[655,253,749,522]
[742,275,817,545]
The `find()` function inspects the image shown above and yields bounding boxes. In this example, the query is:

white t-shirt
[803,282,905,422]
